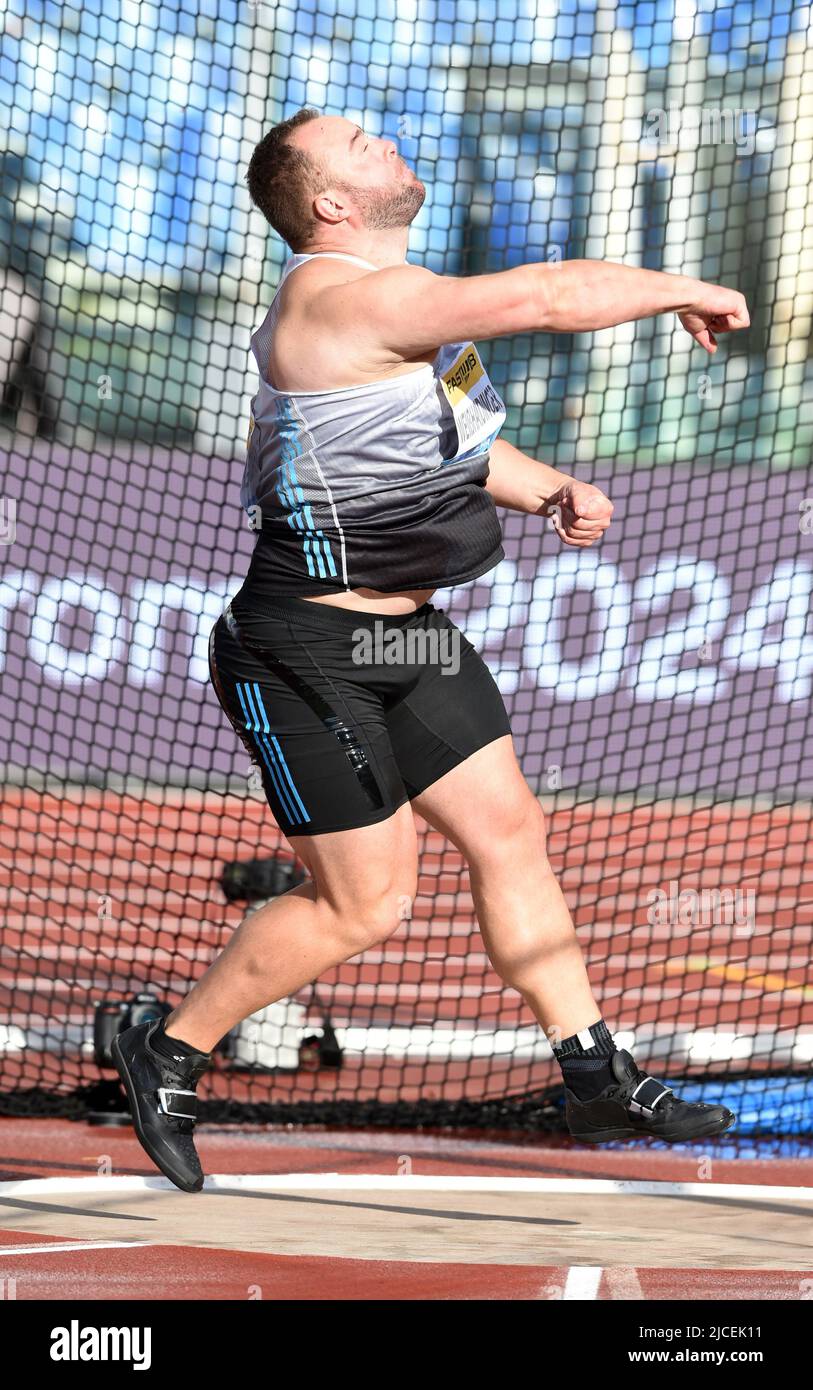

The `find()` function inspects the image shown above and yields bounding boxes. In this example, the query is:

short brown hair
[246,108,325,251]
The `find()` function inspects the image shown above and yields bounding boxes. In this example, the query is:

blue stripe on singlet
[276,399,337,580]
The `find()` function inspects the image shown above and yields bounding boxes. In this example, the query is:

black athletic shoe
[111,1020,211,1193]
[565,1049,736,1144]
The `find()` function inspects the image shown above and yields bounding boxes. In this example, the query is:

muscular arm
[538,260,745,349]
[484,436,575,514]
[312,259,750,361]
[485,437,614,548]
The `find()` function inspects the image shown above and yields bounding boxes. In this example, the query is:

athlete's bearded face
[297,115,426,231]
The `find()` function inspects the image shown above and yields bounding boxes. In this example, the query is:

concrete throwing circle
[1,1175,811,1270]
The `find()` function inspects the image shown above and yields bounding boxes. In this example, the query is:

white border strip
[1,1174,812,1201]
[0,1241,154,1256]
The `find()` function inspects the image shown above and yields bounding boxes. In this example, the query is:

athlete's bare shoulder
[268,259,436,390]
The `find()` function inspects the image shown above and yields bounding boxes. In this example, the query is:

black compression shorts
[208,593,512,838]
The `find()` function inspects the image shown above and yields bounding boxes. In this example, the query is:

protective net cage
[1,0,812,1133]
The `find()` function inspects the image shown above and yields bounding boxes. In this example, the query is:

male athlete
[113,109,749,1192]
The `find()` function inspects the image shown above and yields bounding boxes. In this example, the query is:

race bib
[438,342,506,458]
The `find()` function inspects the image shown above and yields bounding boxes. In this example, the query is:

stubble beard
[338,169,426,229]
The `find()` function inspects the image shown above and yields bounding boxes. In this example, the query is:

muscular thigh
[289,799,419,918]
[411,733,545,861]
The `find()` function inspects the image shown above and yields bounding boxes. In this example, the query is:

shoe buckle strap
[629,1076,672,1116]
[157,1087,197,1120]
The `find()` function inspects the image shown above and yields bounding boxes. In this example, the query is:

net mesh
[1,0,812,1132]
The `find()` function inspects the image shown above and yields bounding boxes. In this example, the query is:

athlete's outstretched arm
[315,260,749,361]
[535,259,749,352]
[485,437,613,548]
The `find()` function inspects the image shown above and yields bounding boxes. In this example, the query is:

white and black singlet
[238,251,508,598]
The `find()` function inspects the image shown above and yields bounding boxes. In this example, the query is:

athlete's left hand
[543,480,614,547]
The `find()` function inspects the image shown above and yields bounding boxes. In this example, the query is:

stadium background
[0,0,811,1132]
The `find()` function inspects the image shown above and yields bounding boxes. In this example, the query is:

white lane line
[0,1241,153,1256]
[563,1266,603,1300]
[0,1175,811,1201]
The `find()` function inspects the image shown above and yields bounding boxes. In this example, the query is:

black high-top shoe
[111,1020,211,1192]
[565,1049,736,1144]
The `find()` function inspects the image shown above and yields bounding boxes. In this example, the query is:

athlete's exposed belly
[301,586,436,615]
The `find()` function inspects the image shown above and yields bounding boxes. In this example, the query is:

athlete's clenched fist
[677,284,750,353]
[544,480,614,547]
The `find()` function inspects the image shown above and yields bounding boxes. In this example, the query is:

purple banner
[1,441,812,799]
